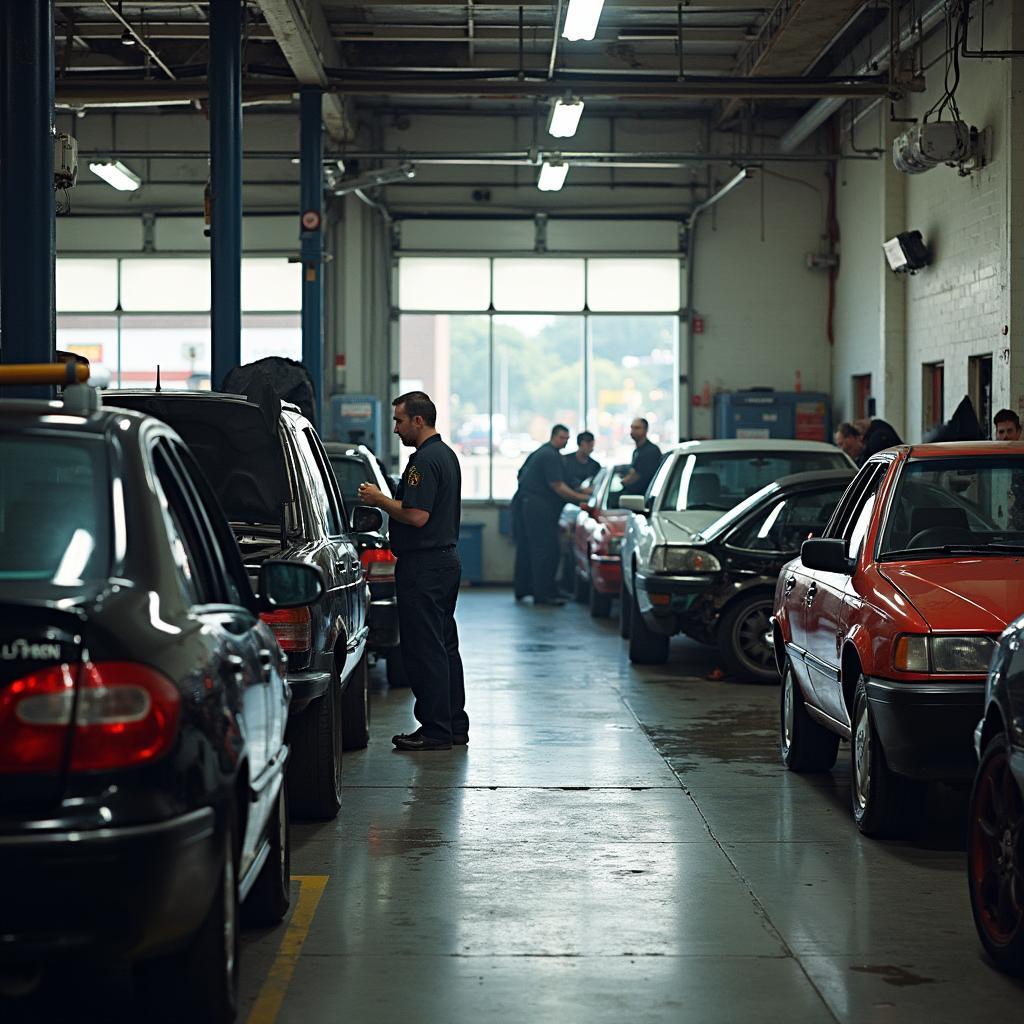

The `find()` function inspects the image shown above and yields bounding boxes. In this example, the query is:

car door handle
[220,653,245,681]
[784,575,797,596]
[805,582,818,605]
[258,649,274,668]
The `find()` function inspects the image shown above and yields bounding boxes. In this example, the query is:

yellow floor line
[247,875,329,1024]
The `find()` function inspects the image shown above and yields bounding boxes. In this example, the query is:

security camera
[53,132,78,189]
[892,121,979,175]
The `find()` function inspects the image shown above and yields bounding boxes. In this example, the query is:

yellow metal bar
[0,363,89,386]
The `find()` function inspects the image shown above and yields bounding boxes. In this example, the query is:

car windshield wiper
[880,543,1024,560]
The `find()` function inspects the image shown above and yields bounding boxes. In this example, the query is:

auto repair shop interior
[1,0,1024,1021]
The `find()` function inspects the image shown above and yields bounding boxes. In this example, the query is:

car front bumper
[865,677,985,781]
[589,554,622,594]
[0,807,220,963]
[635,572,714,635]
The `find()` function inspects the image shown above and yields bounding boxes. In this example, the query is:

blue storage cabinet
[457,522,485,584]
[328,394,387,453]
[713,390,832,442]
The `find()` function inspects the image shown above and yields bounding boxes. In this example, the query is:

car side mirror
[351,504,384,534]
[258,559,324,611]
[800,537,854,575]
[619,494,649,515]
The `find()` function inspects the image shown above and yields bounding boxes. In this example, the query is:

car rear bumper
[0,807,220,963]
[865,678,985,780]
[589,555,622,594]
[635,572,714,634]
[287,668,333,714]
[367,594,400,650]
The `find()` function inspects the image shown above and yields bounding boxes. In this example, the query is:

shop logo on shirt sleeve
[407,465,422,487]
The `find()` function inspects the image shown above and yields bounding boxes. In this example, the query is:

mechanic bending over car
[833,417,903,466]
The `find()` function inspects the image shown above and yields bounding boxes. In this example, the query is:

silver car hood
[655,510,721,544]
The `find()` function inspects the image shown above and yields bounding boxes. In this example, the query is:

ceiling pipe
[684,167,755,438]
[779,0,946,153]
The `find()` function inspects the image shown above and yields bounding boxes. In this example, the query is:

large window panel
[398,258,490,311]
[491,315,583,499]
[492,259,585,312]
[587,259,681,312]
[241,259,302,311]
[399,314,491,499]
[115,315,211,389]
[587,316,678,464]
[121,259,211,312]
[56,316,117,375]
[56,259,118,312]
[242,314,301,364]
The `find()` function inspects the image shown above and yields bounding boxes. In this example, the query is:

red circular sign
[301,209,321,231]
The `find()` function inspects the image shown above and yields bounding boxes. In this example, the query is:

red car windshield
[878,456,1024,558]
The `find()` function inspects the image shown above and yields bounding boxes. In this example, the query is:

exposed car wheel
[851,675,925,838]
[242,779,291,927]
[287,670,343,820]
[137,815,239,1023]
[779,658,839,772]
[968,732,1024,976]
[386,646,410,688]
[589,579,612,618]
[573,567,589,603]
[341,651,370,751]
[628,585,669,665]
[619,583,632,638]
[718,594,778,683]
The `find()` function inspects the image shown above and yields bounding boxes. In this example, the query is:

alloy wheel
[782,666,795,755]
[853,698,871,811]
[223,843,237,983]
[734,600,774,672]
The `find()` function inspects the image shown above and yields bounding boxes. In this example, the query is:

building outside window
[922,361,945,435]
[969,354,993,440]
[852,373,872,421]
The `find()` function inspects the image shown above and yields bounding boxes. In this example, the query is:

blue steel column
[300,88,323,423]
[0,0,56,398]
[209,0,242,389]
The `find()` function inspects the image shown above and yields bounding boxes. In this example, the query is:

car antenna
[155,364,162,392]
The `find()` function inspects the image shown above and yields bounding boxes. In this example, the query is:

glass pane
[241,259,302,311]
[121,259,211,312]
[398,257,490,311]
[56,259,118,312]
[56,316,117,378]
[492,315,583,499]
[0,436,110,586]
[587,259,681,312]
[114,315,211,390]
[492,259,585,312]
[398,314,492,499]
[727,487,847,553]
[587,316,677,465]
[242,314,302,364]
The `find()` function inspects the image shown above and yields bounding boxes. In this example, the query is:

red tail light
[260,606,312,652]
[0,661,181,774]
[361,547,396,581]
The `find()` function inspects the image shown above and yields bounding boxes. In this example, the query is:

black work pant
[396,547,468,742]
[513,496,561,602]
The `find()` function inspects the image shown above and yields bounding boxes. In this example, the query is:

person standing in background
[620,418,662,495]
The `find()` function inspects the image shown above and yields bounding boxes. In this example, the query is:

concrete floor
[238,588,1024,1023]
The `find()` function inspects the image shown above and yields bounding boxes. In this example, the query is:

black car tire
[341,651,371,751]
[287,670,343,820]
[851,674,925,838]
[718,594,778,683]
[386,646,410,688]
[967,731,1024,976]
[619,583,632,638]
[137,814,239,1023]
[628,585,669,665]
[779,658,839,773]
[589,580,612,618]
[242,780,291,928]
[573,566,589,603]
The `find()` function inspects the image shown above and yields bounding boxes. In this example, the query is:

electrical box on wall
[329,394,387,454]
[713,389,832,442]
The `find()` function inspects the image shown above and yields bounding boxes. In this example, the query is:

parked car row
[0,368,389,1019]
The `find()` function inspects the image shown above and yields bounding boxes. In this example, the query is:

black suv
[108,390,378,820]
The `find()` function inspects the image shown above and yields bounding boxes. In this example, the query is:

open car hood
[106,392,288,527]
[878,559,1024,633]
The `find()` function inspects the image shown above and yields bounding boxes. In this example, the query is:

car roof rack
[0,362,110,414]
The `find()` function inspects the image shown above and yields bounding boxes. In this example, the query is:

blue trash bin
[457,522,485,584]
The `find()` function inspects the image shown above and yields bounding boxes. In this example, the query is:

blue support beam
[300,88,324,425]
[209,0,242,390]
[0,0,56,398]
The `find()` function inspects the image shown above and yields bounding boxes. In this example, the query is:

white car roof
[663,438,842,454]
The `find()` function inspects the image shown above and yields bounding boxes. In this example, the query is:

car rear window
[659,451,851,512]
[0,434,110,584]
[329,455,373,507]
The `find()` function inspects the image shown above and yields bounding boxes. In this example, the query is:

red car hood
[878,559,1024,632]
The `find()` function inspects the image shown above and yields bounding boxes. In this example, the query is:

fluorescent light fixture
[537,161,569,192]
[562,0,605,41]
[88,160,141,192]
[548,97,585,139]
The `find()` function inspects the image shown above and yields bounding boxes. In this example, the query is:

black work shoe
[452,733,469,745]
[392,732,452,751]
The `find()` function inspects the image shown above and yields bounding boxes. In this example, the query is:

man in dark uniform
[834,418,902,466]
[357,391,467,752]
[512,424,591,606]
[563,431,600,490]
[620,417,662,495]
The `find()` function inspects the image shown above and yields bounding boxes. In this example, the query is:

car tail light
[0,661,181,774]
[361,547,396,581]
[261,606,312,652]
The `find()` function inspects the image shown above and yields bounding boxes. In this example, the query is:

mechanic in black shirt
[834,418,903,466]
[357,391,467,751]
[512,424,591,606]
[563,430,600,490]
[620,417,663,495]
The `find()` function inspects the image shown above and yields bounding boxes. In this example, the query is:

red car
[772,442,1024,837]
[570,464,631,618]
